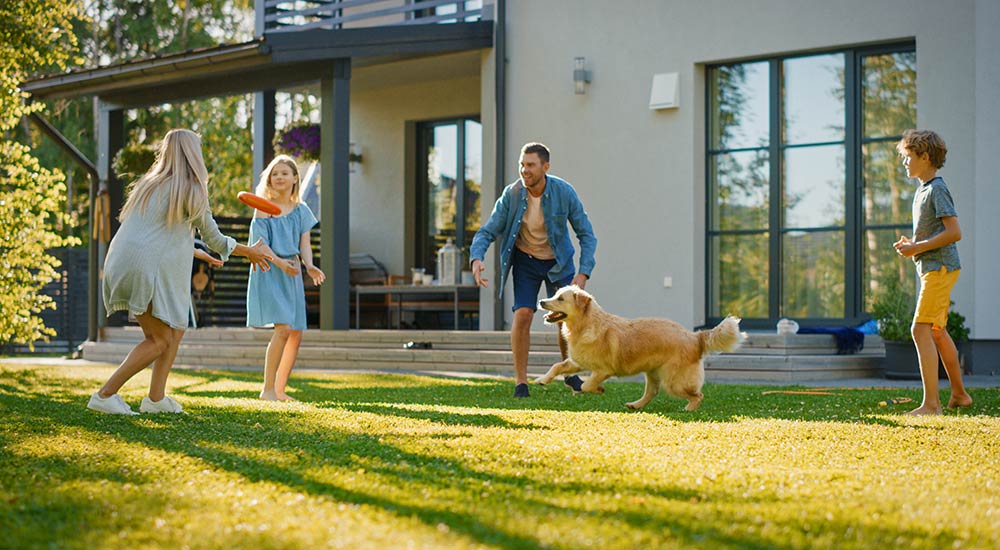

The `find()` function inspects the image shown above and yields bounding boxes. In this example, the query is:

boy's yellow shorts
[914,266,960,330]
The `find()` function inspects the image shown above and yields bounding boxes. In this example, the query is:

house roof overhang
[23,21,493,109]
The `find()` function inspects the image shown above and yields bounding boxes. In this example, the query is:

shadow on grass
[2,366,994,549]
[168,368,1000,425]
[0,382,807,548]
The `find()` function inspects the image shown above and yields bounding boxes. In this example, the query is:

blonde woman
[245,155,324,401]
[88,129,274,415]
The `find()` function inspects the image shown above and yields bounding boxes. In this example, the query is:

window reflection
[862,228,915,310]
[782,230,844,317]
[783,145,845,228]
[863,52,916,139]
[863,140,914,226]
[709,62,769,150]
[711,150,769,231]
[427,124,458,264]
[464,120,482,262]
[783,54,845,144]
[711,234,769,318]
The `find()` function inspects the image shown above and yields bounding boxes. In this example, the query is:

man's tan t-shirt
[515,192,554,259]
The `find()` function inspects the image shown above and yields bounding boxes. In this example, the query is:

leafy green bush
[870,276,915,342]
[871,277,970,343]
[112,143,157,183]
[0,0,81,350]
[946,305,970,342]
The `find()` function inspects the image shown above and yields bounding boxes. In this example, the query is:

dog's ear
[574,290,592,314]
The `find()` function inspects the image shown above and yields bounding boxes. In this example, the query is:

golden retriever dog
[536,285,743,411]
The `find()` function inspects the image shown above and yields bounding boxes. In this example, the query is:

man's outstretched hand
[471,259,489,288]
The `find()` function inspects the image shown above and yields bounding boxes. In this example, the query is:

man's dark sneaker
[564,375,584,392]
[513,383,530,398]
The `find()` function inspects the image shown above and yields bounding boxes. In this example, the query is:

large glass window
[416,118,482,276]
[707,44,915,325]
[861,51,918,310]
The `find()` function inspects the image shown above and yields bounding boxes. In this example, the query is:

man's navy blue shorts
[511,248,573,311]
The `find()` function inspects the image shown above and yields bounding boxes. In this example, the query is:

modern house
[24,0,1000,373]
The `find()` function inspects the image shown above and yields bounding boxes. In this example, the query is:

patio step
[81,328,886,382]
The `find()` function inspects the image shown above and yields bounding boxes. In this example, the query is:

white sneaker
[139,395,184,414]
[87,392,139,415]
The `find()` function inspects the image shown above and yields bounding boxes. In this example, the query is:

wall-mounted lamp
[349,142,363,173]
[573,57,591,95]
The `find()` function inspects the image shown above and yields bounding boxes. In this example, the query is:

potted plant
[871,276,971,379]
[944,305,971,375]
[870,275,916,379]
[274,122,321,162]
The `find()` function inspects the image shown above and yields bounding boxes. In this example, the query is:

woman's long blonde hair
[255,155,301,204]
[119,129,210,225]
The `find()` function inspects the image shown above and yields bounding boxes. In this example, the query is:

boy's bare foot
[259,390,278,401]
[948,393,973,408]
[905,405,943,415]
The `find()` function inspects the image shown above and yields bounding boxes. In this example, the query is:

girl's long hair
[255,155,301,204]
[119,128,210,225]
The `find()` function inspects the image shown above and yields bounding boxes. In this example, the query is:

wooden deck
[81,328,886,382]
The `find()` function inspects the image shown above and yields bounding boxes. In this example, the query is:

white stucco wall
[973,0,1000,341]
[349,60,481,277]
[496,0,996,336]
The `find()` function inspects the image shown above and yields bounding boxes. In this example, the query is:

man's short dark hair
[521,142,550,164]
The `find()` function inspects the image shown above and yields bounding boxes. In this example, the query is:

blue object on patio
[855,319,879,335]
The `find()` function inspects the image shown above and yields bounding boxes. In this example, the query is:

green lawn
[2,364,999,549]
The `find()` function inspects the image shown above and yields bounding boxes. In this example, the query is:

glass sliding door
[416,117,482,277]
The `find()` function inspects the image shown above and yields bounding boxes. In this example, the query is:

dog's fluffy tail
[699,316,745,355]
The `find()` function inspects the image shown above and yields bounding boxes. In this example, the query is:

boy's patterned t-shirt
[912,176,960,274]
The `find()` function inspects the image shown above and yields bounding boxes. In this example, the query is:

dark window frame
[705,41,916,330]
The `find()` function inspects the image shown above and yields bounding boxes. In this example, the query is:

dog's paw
[625,402,642,410]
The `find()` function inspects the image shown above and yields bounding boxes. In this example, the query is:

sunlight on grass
[1,364,998,549]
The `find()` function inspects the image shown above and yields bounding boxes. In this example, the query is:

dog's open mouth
[544,310,567,323]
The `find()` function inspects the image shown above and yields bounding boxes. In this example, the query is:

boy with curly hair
[893,129,972,415]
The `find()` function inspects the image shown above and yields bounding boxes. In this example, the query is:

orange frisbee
[238,191,282,216]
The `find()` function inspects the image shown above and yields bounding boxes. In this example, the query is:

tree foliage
[25,0,256,229]
[0,0,82,348]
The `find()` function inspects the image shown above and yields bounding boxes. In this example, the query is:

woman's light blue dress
[245,203,318,331]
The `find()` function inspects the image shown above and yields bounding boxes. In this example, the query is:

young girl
[88,129,274,415]
[246,155,325,401]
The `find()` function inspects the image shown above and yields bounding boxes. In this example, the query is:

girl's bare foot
[906,405,943,415]
[259,390,278,401]
[276,393,297,402]
[948,393,972,408]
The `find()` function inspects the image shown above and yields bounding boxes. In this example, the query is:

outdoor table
[352,283,479,329]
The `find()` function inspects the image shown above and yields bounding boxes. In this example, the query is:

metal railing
[259,0,490,33]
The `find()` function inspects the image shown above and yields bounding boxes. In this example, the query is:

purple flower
[275,123,321,161]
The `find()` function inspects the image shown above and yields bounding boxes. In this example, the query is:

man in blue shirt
[470,143,597,397]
